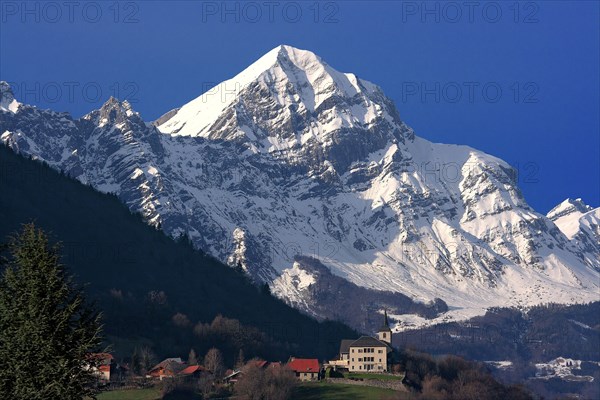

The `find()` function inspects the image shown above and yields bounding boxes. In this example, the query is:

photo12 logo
[400,1,540,23]
[400,81,540,104]
[0,1,140,23]
[200,1,340,23]
[6,81,140,104]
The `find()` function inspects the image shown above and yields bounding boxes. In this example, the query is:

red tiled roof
[179,365,206,375]
[253,360,268,368]
[287,358,319,373]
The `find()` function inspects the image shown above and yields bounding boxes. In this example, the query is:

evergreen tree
[130,348,141,376]
[0,224,103,400]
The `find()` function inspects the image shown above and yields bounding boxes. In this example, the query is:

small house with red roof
[287,357,320,381]
[147,358,186,380]
[88,353,114,383]
[179,365,206,375]
[178,364,209,380]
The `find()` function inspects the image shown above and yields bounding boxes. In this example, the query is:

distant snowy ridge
[0,81,19,113]
[1,45,599,332]
[546,198,600,269]
[548,198,597,239]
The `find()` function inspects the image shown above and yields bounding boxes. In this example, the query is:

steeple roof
[378,310,391,332]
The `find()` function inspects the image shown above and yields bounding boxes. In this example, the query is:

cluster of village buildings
[92,312,397,385]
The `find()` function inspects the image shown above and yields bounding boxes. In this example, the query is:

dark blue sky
[1,1,598,213]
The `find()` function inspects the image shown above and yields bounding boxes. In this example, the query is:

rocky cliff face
[1,45,598,331]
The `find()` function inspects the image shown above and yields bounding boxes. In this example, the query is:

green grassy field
[343,373,405,381]
[96,380,406,400]
[292,382,400,400]
[96,387,161,400]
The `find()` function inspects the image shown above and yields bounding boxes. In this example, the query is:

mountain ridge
[1,45,598,332]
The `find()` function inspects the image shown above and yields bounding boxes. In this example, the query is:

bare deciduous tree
[235,361,296,400]
[197,373,213,398]
[235,363,264,400]
[263,366,296,400]
[172,312,191,328]
[235,349,245,370]
[136,346,157,375]
[204,347,225,378]
[188,348,198,365]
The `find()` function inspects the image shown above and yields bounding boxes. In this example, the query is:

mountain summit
[547,198,593,222]
[157,45,411,174]
[547,199,599,263]
[1,46,598,331]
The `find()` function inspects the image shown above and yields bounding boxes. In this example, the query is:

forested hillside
[396,302,600,398]
[397,302,600,362]
[0,144,356,363]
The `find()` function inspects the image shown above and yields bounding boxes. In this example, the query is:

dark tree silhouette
[0,224,103,399]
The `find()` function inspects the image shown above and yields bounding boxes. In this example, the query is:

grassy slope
[96,382,402,400]
[344,372,404,381]
[292,382,402,400]
[96,388,161,400]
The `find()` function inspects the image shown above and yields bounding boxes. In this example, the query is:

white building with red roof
[286,357,320,381]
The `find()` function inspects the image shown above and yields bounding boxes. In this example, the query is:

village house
[332,311,394,373]
[348,336,391,372]
[178,364,209,381]
[222,359,282,385]
[87,353,130,384]
[287,357,320,381]
[88,353,114,383]
[147,357,187,380]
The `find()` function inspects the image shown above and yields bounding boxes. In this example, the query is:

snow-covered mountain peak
[548,198,599,243]
[83,96,141,128]
[547,198,592,221]
[269,44,372,104]
[157,44,368,135]
[0,81,20,113]
[157,45,410,175]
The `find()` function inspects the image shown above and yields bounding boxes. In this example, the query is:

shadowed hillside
[0,144,357,363]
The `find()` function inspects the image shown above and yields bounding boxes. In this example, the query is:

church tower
[377,310,392,344]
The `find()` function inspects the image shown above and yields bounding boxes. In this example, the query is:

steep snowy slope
[1,45,599,331]
[548,199,600,268]
[548,198,594,240]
